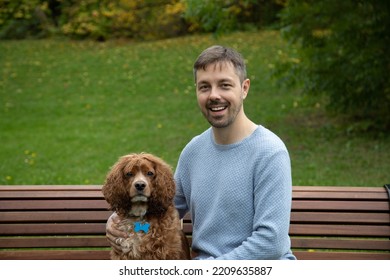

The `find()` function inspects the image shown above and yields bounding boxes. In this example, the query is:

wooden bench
[0,185,389,260]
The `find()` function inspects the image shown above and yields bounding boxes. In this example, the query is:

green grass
[0,31,388,186]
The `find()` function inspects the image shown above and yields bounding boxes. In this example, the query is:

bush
[60,0,187,41]
[183,0,285,34]
[277,0,390,132]
[0,0,286,40]
[0,0,53,39]
[0,0,187,40]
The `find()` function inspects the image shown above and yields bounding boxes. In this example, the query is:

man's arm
[106,212,128,253]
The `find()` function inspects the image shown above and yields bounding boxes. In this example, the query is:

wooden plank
[291,200,389,211]
[0,185,103,191]
[292,186,384,192]
[0,250,111,260]
[289,224,390,237]
[0,211,112,222]
[290,212,390,224]
[0,190,105,199]
[292,191,388,200]
[0,223,106,235]
[1,185,385,194]
[182,224,193,234]
[291,238,390,250]
[4,185,379,192]
[294,251,390,260]
[0,200,109,210]
[0,237,109,248]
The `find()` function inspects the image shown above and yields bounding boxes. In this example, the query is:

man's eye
[198,85,209,91]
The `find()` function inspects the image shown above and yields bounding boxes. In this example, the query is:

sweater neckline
[210,125,261,150]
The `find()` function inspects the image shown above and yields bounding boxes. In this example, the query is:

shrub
[60,0,187,40]
[183,0,285,33]
[277,0,390,132]
[0,0,52,39]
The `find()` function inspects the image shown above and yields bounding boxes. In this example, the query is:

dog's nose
[135,181,146,192]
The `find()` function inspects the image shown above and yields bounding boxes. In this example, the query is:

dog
[102,153,190,260]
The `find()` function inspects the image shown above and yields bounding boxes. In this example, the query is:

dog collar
[134,221,150,233]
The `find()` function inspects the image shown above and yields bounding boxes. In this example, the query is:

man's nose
[209,87,221,100]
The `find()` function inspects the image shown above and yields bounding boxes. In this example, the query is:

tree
[277,0,390,132]
[0,0,54,39]
[183,0,285,34]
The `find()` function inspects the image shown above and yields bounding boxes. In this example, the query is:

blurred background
[0,0,388,186]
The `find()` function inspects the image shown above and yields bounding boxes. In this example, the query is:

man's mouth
[209,106,227,112]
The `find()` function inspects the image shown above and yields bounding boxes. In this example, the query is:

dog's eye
[125,172,133,177]
[147,171,154,177]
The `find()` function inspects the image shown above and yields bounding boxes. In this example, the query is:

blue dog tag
[134,221,150,233]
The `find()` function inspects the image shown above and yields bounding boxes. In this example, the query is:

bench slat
[3,199,385,211]
[0,250,110,260]
[293,191,388,200]
[291,238,390,250]
[0,200,109,210]
[2,249,389,260]
[293,186,385,192]
[292,200,389,211]
[290,224,390,237]
[290,212,390,224]
[0,237,109,248]
[0,190,105,198]
[294,251,390,260]
[0,185,102,191]
[0,211,112,222]
[0,223,106,235]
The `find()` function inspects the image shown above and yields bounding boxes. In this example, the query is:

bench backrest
[287,186,389,259]
[0,185,110,259]
[0,185,389,260]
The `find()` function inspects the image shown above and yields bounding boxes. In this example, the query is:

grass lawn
[0,31,388,186]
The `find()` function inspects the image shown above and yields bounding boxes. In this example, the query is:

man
[107,45,295,260]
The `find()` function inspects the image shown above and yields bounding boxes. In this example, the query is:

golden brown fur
[102,153,190,260]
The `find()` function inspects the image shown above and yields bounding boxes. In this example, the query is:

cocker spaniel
[102,153,190,260]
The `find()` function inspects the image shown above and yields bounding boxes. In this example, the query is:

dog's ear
[143,154,176,212]
[102,155,132,214]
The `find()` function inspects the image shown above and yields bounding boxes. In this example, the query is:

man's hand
[106,212,127,253]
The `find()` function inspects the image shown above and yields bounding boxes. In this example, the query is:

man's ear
[242,78,250,99]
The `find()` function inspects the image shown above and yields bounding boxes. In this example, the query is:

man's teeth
[210,107,226,111]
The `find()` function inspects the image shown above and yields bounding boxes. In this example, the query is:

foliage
[0,0,284,40]
[60,0,187,40]
[0,0,187,40]
[183,0,285,33]
[0,0,53,39]
[276,0,390,132]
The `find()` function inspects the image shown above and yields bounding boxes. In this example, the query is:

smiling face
[195,61,250,129]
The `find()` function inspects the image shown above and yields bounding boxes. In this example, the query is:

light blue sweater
[174,126,296,260]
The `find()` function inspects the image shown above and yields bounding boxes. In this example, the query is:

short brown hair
[193,45,247,83]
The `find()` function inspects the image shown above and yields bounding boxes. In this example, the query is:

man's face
[195,61,249,128]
